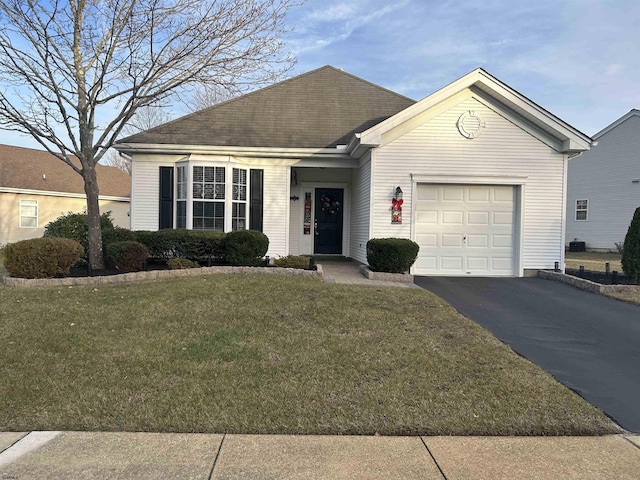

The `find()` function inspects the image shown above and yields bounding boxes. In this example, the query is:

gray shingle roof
[119,66,416,149]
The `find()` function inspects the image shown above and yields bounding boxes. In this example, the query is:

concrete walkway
[318,260,418,288]
[1,432,639,479]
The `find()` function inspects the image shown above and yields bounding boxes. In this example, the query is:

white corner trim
[0,187,130,202]
[410,174,528,185]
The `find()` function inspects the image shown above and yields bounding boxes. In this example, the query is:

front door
[314,188,344,254]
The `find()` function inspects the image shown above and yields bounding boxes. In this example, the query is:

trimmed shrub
[103,227,137,250]
[105,241,148,273]
[274,255,310,269]
[366,238,419,274]
[225,230,269,266]
[622,207,640,281]
[44,211,115,259]
[3,237,84,278]
[135,230,225,262]
[167,258,200,269]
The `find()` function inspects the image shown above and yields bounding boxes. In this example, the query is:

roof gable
[593,109,640,139]
[0,144,130,197]
[118,66,416,149]
[356,68,593,154]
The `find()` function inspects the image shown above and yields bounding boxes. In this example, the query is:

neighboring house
[115,66,592,276]
[566,109,640,251]
[0,144,131,245]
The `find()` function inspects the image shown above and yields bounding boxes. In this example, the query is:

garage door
[414,184,516,276]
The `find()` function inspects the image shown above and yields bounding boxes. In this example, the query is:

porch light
[394,186,403,200]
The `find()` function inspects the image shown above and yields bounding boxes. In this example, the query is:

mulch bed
[565,268,639,286]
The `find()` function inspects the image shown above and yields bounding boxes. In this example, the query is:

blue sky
[3,0,639,148]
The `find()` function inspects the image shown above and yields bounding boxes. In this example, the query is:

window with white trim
[232,168,247,231]
[576,199,588,221]
[176,164,187,228]
[20,199,38,228]
[192,166,225,231]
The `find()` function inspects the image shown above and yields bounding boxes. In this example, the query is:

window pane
[176,201,186,228]
[193,201,224,232]
[21,217,37,228]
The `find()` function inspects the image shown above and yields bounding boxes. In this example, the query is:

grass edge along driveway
[0,274,618,435]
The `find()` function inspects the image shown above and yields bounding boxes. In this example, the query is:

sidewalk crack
[420,437,448,480]
[207,433,226,480]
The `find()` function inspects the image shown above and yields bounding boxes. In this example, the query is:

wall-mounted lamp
[290,195,300,201]
[394,186,403,200]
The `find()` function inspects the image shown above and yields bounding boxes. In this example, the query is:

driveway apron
[414,276,640,432]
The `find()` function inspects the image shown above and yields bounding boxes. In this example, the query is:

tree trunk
[83,163,104,270]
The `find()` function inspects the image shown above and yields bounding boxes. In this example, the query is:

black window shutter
[250,169,264,232]
[159,166,174,229]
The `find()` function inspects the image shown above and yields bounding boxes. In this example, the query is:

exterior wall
[349,154,371,264]
[373,95,566,271]
[130,154,289,257]
[0,192,129,245]
[288,167,352,256]
[566,114,640,250]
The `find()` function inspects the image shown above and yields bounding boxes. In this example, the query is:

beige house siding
[373,94,566,272]
[0,192,129,245]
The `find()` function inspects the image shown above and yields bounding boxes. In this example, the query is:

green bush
[274,255,310,269]
[105,241,148,273]
[225,230,269,266]
[167,258,200,269]
[366,238,419,273]
[622,207,640,281]
[135,230,225,261]
[3,238,84,278]
[102,227,137,250]
[44,211,114,259]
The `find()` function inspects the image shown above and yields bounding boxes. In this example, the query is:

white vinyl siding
[262,165,289,257]
[373,95,566,272]
[130,158,175,231]
[567,114,640,250]
[349,154,371,264]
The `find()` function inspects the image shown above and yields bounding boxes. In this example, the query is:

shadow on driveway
[415,276,640,432]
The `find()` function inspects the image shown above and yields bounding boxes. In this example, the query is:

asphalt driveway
[415,276,640,432]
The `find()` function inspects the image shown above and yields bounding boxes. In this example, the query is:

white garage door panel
[414,184,516,276]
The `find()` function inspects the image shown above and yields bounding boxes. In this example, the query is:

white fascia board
[360,68,593,152]
[592,109,640,139]
[115,143,351,160]
[0,187,129,202]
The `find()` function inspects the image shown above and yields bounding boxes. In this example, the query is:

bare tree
[188,84,235,112]
[105,105,173,174]
[0,0,299,269]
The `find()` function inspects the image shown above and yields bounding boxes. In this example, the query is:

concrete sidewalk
[1,432,639,479]
[318,261,418,288]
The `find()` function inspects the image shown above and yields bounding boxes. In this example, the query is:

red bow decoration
[392,198,403,209]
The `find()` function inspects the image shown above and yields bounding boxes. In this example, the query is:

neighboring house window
[176,164,187,228]
[19,199,38,228]
[576,199,588,221]
[192,166,225,231]
[232,168,247,231]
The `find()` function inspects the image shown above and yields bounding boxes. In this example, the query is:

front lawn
[0,275,617,435]
[565,251,622,272]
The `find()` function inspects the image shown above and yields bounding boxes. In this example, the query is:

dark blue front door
[314,188,343,254]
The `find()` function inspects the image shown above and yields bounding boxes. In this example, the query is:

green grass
[605,291,640,306]
[0,275,618,435]
[565,251,622,272]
